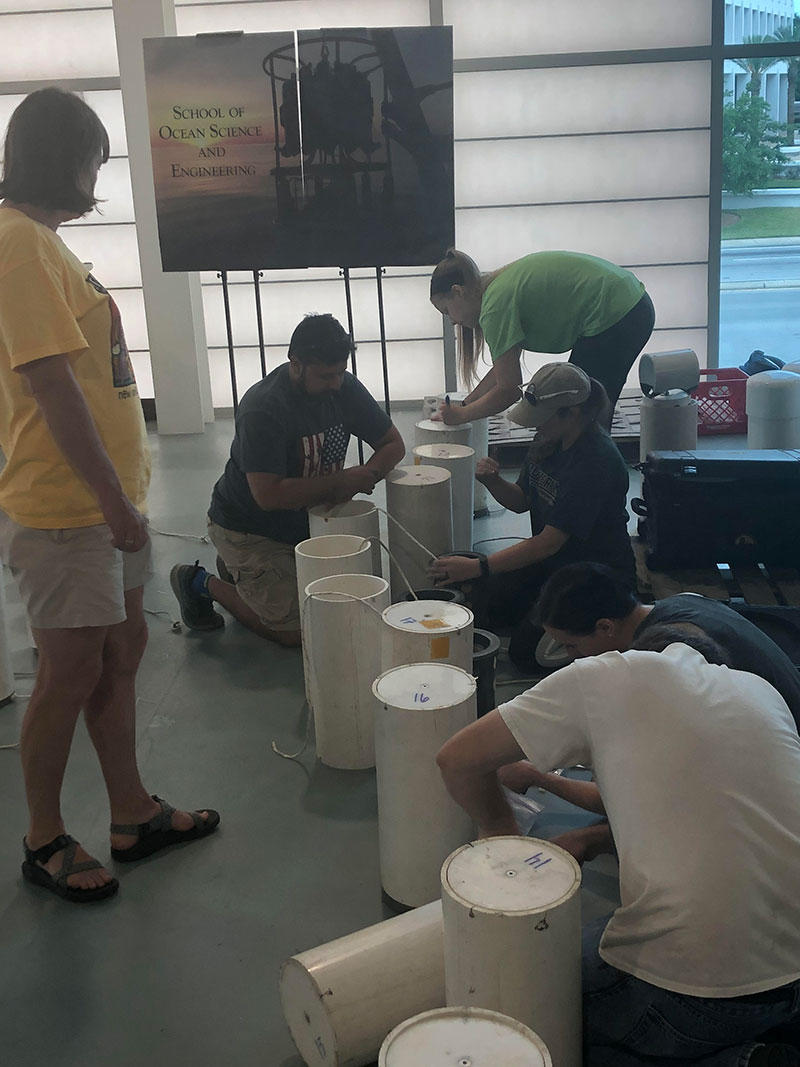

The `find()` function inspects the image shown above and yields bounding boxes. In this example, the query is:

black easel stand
[219,270,238,412]
[340,266,365,463]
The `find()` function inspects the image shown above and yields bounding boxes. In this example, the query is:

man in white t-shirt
[436,625,800,1066]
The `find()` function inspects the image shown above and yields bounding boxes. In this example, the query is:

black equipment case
[632,450,800,570]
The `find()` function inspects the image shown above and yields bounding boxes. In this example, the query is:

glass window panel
[60,157,134,226]
[207,338,442,408]
[456,199,710,271]
[176,1,429,35]
[725,0,794,44]
[60,226,142,289]
[130,352,154,400]
[632,265,708,331]
[84,90,128,156]
[109,289,149,352]
[456,131,710,208]
[349,275,442,341]
[201,275,439,350]
[445,0,712,60]
[0,0,108,8]
[455,63,712,140]
[0,11,118,81]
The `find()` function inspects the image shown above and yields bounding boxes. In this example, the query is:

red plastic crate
[691,368,748,435]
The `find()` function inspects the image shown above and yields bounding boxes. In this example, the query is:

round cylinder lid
[416,418,474,433]
[280,959,338,1067]
[442,836,580,914]
[746,370,800,419]
[413,444,476,461]
[305,573,389,601]
[373,662,476,710]
[383,600,473,634]
[308,500,376,519]
[639,392,697,408]
[380,1007,551,1066]
[387,465,451,487]
[295,533,372,559]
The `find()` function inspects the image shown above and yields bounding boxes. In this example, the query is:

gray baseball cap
[507,363,592,428]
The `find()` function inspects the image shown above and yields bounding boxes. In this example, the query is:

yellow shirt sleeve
[0,255,89,369]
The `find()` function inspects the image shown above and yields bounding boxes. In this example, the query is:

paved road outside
[721,242,800,284]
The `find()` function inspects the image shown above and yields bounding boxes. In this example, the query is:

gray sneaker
[170,561,224,632]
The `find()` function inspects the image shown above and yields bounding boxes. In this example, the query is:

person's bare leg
[21,624,114,891]
[82,587,210,851]
[206,575,301,647]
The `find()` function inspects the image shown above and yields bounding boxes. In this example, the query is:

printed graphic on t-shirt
[532,467,559,508]
[301,423,349,477]
[86,274,136,389]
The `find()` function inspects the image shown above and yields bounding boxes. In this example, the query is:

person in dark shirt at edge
[501,561,800,863]
[171,314,405,646]
[428,363,636,645]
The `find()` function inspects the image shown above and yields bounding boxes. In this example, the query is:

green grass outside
[764,176,800,188]
[722,206,800,239]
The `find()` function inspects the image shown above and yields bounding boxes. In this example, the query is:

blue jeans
[583,918,800,1066]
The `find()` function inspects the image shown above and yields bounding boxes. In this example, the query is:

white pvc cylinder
[296,535,374,699]
[414,443,475,552]
[281,900,445,1067]
[415,418,472,449]
[435,392,491,514]
[442,836,583,1067]
[747,370,800,449]
[382,600,474,673]
[380,1007,552,1067]
[308,500,382,578]
[304,574,390,770]
[638,392,699,462]
[0,574,14,704]
[374,663,477,909]
[385,466,453,600]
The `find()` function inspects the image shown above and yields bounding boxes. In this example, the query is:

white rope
[270,587,388,762]
[373,504,440,564]
[148,525,211,544]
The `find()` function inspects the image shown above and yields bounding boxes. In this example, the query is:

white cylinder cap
[746,370,800,419]
[442,836,581,914]
[383,600,473,635]
[413,444,476,461]
[416,418,474,434]
[308,500,376,520]
[295,533,372,559]
[387,464,451,487]
[380,1007,551,1066]
[373,662,476,710]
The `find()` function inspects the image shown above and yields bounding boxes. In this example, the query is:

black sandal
[22,834,119,903]
[110,795,220,863]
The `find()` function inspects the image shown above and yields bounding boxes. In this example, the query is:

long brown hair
[430,248,485,387]
[0,88,109,215]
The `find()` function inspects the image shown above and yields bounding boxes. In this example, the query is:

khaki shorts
[0,511,154,629]
[207,519,300,632]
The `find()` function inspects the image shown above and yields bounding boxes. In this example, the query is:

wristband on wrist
[479,557,490,579]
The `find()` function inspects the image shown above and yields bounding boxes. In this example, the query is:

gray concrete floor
[0,409,623,1067]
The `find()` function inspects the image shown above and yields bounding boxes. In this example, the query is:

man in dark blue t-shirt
[171,314,405,645]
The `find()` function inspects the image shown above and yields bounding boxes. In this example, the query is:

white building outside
[724,0,794,122]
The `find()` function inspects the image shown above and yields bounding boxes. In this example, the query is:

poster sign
[143,27,454,272]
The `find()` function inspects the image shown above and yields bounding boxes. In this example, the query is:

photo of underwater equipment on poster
[143,27,454,271]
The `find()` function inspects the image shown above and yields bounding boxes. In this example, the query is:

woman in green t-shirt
[429,248,655,426]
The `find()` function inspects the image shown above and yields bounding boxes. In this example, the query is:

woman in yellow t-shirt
[0,89,219,904]
[429,248,655,426]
